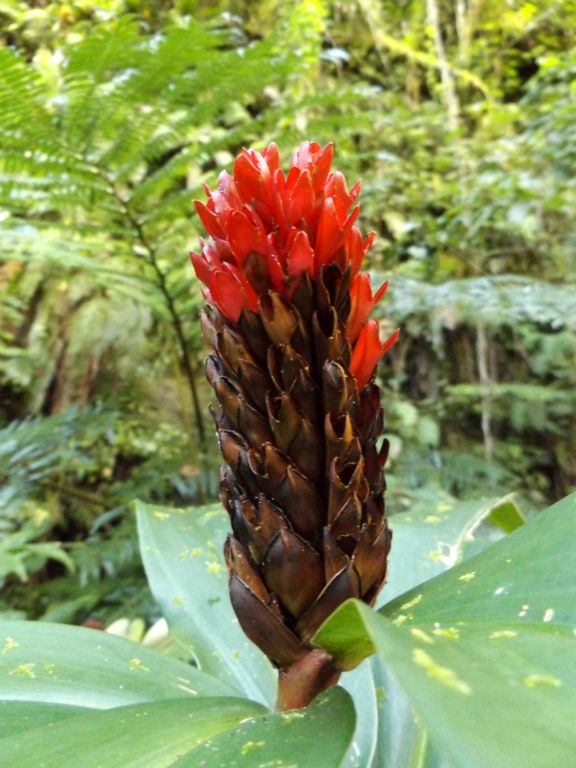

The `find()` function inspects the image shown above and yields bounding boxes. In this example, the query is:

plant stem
[276,649,341,711]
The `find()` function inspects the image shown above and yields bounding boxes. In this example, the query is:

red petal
[287,230,314,276]
[212,170,242,213]
[233,153,262,202]
[267,250,287,293]
[286,169,314,226]
[373,279,389,304]
[226,208,268,263]
[210,270,247,322]
[344,204,360,230]
[313,143,334,191]
[290,142,334,192]
[190,249,212,286]
[194,200,224,239]
[347,273,373,341]
[290,142,315,170]
[315,197,343,268]
[349,180,361,205]
[347,276,390,341]
[350,321,399,389]
[234,148,275,209]
[343,226,364,278]
[223,262,259,313]
[325,172,361,219]
[262,142,281,173]
[381,327,400,356]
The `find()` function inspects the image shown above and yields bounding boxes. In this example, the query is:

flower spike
[192,142,398,709]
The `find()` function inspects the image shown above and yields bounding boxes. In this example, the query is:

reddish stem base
[276,649,341,711]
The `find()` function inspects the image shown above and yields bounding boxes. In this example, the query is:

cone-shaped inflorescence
[191,142,399,709]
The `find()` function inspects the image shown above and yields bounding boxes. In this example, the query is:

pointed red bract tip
[348,275,389,342]
[350,321,400,389]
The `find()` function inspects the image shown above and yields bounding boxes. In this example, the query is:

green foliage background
[0,0,574,624]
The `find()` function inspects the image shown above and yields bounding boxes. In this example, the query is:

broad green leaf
[383,491,576,628]
[173,687,356,768]
[324,603,575,768]
[369,657,451,768]
[135,501,276,707]
[0,697,266,768]
[0,620,235,708]
[381,495,524,605]
[339,662,378,767]
[313,492,576,768]
[0,701,87,737]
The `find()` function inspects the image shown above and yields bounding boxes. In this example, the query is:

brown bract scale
[191,142,398,709]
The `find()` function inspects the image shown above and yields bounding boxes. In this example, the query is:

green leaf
[135,501,276,707]
[369,657,451,768]
[0,697,266,768]
[488,497,525,533]
[381,495,524,605]
[0,701,87,737]
[173,687,356,768]
[383,491,575,628]
[313,492,576,768]
[0,620,236,708]
[339,662,378,767]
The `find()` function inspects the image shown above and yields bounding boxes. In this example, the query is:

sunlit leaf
[0,701,87,738]
[135,501,276,707]
[0,697,266,768]
[173,687,356,768]
[381,495,524,605]
[0,620,235,708]
[313,492,576,768]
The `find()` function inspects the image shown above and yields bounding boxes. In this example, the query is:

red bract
[191,141,398,388]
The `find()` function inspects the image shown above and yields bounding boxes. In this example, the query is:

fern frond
[0,407,117,489]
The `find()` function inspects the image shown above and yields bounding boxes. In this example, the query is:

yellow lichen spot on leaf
[172,594,186,607]
[433,627,460,639]
[458,571,476,582]
[400,594,423,611]
[129,658,150,672]
[153,511,170,520]
[524,674,562,688]
[436,503,453,513]
[177,549,189,560]
[393,614,408,626]
[410,628,435,645]
[44,663,55,675]
[489,630,518,640]
[190,548,204,557]
[206,561,225,575]
[1,637,18,655]
[280,711,306,723]
[543,608,555,623]
[412,649,471,695]
[240,740,266,756]
[423,515,442,524]
[8,663,36,678]
[427,542,458,567]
